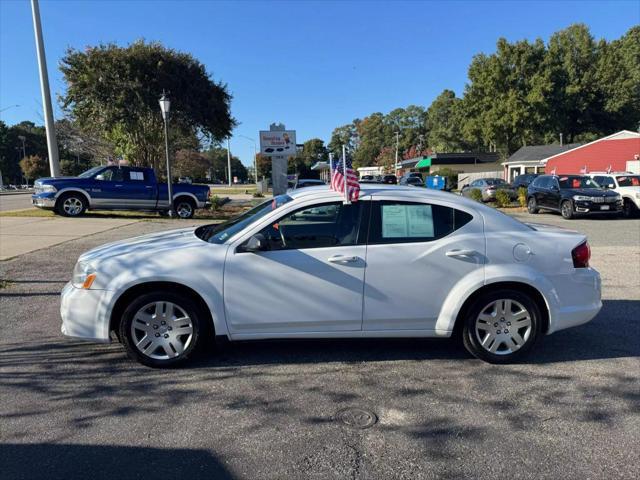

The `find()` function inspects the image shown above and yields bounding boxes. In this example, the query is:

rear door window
[369,201,473,244]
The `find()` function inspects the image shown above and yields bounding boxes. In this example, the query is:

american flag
[331,154,360,201]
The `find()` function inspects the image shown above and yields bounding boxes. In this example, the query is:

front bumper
[60,282,113,342]
[573,199,622,214]
[31,192,56,209]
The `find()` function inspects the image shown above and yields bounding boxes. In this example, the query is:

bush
[518,187,527,207]
[252,192,264,198]
[495,189,512,207]
[469,188,483,202]
[209,195,223,211]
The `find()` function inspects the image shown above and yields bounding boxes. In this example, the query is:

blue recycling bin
[425,175,446,190]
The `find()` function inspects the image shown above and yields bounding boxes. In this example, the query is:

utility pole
[30,0,60,177]
[226,137,232,186]
[394,131,400,175]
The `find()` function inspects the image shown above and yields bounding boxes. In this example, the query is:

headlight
[573,195,591,201]
[40,184,57,193]
[72,261,97,289]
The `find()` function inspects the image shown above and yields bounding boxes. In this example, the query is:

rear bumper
[547,268,602,334]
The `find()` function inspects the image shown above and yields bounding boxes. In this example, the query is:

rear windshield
[558,176,599,189]
[196,195,293,244]
[616,175,640,187]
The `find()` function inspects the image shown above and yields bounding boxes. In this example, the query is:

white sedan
[61,185,602,367]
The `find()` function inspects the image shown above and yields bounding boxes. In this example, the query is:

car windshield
[196,194,294,244]
[558,176,600,189]
[616,175,640,187]
[78,166,104,178]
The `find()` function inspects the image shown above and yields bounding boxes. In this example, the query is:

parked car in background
[288,179,325,191]
[382,174,397,184]
[527,175,622,219]
[399,176,424,187]
[460,178,517,202]
[588,172,640,218]
[360,175,381,184]
[512,173,539,189]
[61,184,601,367]
[32,166,211,219]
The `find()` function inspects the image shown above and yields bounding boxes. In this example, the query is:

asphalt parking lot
[0,211,638,480]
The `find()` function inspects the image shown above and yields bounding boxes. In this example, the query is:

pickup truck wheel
[174,198,195,219]
[119,291,203,368]
[56,193,87,217]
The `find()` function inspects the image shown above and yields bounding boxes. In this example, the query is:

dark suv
[512,173,539,189]
[527,175,622,219]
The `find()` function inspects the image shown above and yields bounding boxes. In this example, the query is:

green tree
[60,40,235,171]
[328,122,359,157]
[288,138,327,177]
[204,147,247,183]
[173,149,210,180]
[595,26,640,133]
[427,90,468,152]
[543,24,600,143]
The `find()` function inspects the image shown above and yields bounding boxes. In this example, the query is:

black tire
[527,196,539,214]
[462,289,542,364]
[622,198,636,219]
[56,192,87,217]
[174,197,196,219]
[561,200,574,219]
[119,290,205,368]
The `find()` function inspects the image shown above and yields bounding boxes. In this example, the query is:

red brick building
[544,130,640,174]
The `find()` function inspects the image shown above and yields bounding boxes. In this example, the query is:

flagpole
[328,152,333,187]
[342,145,350,204]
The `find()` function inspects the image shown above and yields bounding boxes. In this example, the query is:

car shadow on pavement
[0,443,234,480]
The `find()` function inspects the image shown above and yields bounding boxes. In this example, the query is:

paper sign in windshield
[382,204,434,238]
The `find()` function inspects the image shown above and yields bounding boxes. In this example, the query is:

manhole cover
[334,407,378,429]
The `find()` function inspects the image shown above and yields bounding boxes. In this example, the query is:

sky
[1,0,639,166]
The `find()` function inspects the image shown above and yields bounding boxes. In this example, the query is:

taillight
[572,241,590,268]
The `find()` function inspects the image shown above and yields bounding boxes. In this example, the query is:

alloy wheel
[176,202,193,218]
[130,301,194,360]
[474,299,532,355]
[63,197,84,216]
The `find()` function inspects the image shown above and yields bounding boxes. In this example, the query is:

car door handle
[328,255,359,263]
[445,249,477,257]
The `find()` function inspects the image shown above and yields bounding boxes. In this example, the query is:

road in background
[0,193,34,212]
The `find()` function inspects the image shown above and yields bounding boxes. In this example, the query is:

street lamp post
[159,92,173,217]
[238,134,258,184]
[394,131,400,175]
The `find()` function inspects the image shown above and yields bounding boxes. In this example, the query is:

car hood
[563,188,618,196]
[79,227,205,263]
[35,176,78,184]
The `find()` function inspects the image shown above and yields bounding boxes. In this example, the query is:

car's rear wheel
[119,291,204,367]
[561,200,574,219]
[462,289,542,364]
[174,197,195,219]
[56,193,87,217]
[527,196,539,214]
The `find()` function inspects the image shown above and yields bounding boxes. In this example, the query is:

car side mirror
[240,233,266,253]
[607,184,615,189]
[95,174,105,181]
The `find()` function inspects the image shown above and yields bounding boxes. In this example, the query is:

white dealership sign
[259,130,296,156]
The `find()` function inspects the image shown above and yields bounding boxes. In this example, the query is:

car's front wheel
[56,193,87,217]
[527,196,539,214]
[462,289,542,364]
[119,291,205,367]
[561,200,574,219]
[622,198,637,218]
